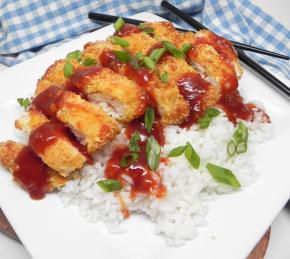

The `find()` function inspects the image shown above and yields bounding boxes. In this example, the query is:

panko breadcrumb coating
[146,22,241,95]
[0,141,67,190]
[20,86,120,153]
[69,66,147,122]
[35,59,81,95]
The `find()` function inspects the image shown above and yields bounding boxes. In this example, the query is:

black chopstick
[160,1,290,99]
[88,12,289,60]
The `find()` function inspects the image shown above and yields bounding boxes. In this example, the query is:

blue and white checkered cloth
[0,0,289,80]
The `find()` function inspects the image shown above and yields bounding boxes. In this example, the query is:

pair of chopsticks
[88,5,290,99]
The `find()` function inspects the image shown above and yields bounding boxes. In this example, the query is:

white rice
[58,109,273,246]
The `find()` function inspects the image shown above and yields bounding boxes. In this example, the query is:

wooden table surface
[0,207,271,259]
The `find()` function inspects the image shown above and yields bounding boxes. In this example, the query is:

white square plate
[0,12,289,259]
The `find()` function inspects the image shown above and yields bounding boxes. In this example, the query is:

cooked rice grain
[59,111,273,246]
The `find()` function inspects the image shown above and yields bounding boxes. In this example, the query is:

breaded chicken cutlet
[35,56,146,123]
[0,141,67,198]
[81,25,222,124]
[68,66,147,122]
[145,21,242,95]
[0,20,245,199]
[17,86,120,153]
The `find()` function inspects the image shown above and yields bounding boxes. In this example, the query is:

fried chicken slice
[0,141,67,191]
[194,30,243,79]
[15,110,48,134]
[82,41,121,64]
[68,66,147,122]
[35,59,81,95]
[113,27,220,123]
[28,122,88,177]
[121,31,158,55]
[17,86,120,154]
[145,22,241,95]
[81,39,189,124]
[36,45,145,122]
[151,56,220,124]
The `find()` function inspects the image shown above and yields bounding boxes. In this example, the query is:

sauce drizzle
[68,66,103,93]
[32,86,64,119]
[105,143,166,198]
[115,24,141,37]
[217,91,253,124]
[177,72,210,128]
[29,121,92,163]
[14,147,50,200]
[125,114,165,146]
[99,50,122,72]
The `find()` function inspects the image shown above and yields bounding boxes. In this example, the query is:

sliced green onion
[227,122,249,157]
[206,163,241,189]
[143,56,155,70]
[64,61,74,78]
[184,142,200,169]
[205,107,221,117]
[138,23,154,35]
[66,50,81,61]
[227,140,236,157]
[97,179,123,192]
[181,43,192,55]
[120,153,139,168]
[114,50,131,62]
[82,57,97,66]
[198,108,221,129]
[144,107,155,133]
[168,145,186,157]
[114,17,125,32]
[110,36,129,48]
[129,57,140,69]
[136,52,144,59]
[17,98,31,111]
[149,48,166,63]
[233,122,248,143]
[159,71,168,83]
[129,132,141,152]
[146,135,161,171]
[162,41,184,58]
[236,142,247,154]
[198,115,211,129]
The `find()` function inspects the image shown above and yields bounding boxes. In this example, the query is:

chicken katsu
[0,20,257,200]
[146,21,242,95]
[0,141,67,199]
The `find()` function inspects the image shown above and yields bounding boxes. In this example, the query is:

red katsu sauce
[67,66,103,93]
[99,49,123,72]
[32,86,64,119]
[217,91,253,124]
[124,63,152,90]
[125,114,165,146]
[177,72,210,128]
[146,42,170,64]
[115,193,130,219]
[105,143,166,198]
[208,33,237,63]
[100,50,153,89]
[14,147,50,199]
[246,103,271,123]
[114,24,141,37]
[29,122,92,163]
[194,34,236,66]
[188,37,238,95]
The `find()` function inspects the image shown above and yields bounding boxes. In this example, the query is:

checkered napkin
[0,0,289,80]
